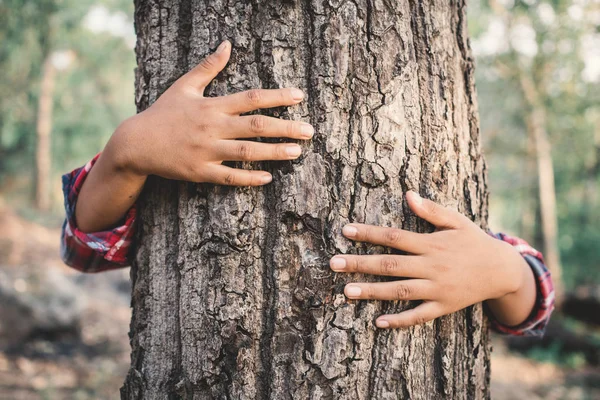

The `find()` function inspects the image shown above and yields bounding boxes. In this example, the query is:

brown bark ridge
[122,1,490,399]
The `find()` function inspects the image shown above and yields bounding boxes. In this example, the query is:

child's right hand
[75,40,313,233]
[109,40,313,186]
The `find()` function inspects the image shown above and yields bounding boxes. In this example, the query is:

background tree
[121,1,491,399]
[34,55,56,211]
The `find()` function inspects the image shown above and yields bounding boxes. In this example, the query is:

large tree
[122,1,490,399]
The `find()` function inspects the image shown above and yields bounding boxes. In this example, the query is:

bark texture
[123,1,490,399]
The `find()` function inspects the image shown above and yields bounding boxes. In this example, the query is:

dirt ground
[0,204,598,399]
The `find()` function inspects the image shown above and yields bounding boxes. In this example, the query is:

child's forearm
[75,119,146,233]
[484,246,537,327]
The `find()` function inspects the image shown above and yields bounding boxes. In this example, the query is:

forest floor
[0,204,598,400]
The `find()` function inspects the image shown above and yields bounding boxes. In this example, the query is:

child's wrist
[106,116,148,178]
[493,240,529,299]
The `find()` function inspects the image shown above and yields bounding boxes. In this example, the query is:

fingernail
[300,123,314,138]
[376,319,390,328]
[291,88,305,101]
[330,256,346,271]
[216,40,230,54]
[410,191,423,205]
[286,145,302,158]
[261,174,273,184]
[342,225,358,238]
[345,285,362,298]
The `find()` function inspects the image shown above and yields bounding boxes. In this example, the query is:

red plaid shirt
[61,155,554,336]
[61,154,136,272]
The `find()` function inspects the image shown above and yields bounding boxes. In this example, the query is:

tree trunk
[122,1,490,399]
[583,121,600,214]
[520,132,537,242]
[35,56,55,211]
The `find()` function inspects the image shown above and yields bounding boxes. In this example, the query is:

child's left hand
[330,191,530,329]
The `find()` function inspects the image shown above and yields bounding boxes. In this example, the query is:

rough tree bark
[122,1,490,399]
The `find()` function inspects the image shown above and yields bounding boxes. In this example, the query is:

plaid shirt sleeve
[487,232,555,337]
[60,154,136,272]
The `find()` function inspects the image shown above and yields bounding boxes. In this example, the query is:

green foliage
[526,340,588,368]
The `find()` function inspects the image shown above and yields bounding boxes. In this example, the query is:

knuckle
[365,287,376,300]
[250,115,266,133]
[223,173,236,185]
[199,55,216,71]
[394,284,412,300]
[249,174,261,186]
[188,165,205,182]
[347,257,359,272]
[414,314,429,326]
[237,143,254,160]
[355,257,369,273]
[275,144,288,159]
[388,320,403,329]
[380,257,398,275]
[197,98,217,114]
[361,226,371,241]
[427,203,439,217]
[385,229,402,245]
[287,121,296,137]
[246,89,262,105]
[196,122,210,132]
[433,262,449,273]
[431,239,448,252]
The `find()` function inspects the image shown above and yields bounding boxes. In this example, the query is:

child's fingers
[341,223,430,254]
[217,141,302,162]
[343,280,432,301]
[225,115,314,140]
[184,40,232,90]
[206,165,272,187]
[406,191,466,230]
[375,302,442,329]
[218,88,305,115]
[330,254,429,279]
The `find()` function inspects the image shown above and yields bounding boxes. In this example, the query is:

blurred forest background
[0,0,598,399]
